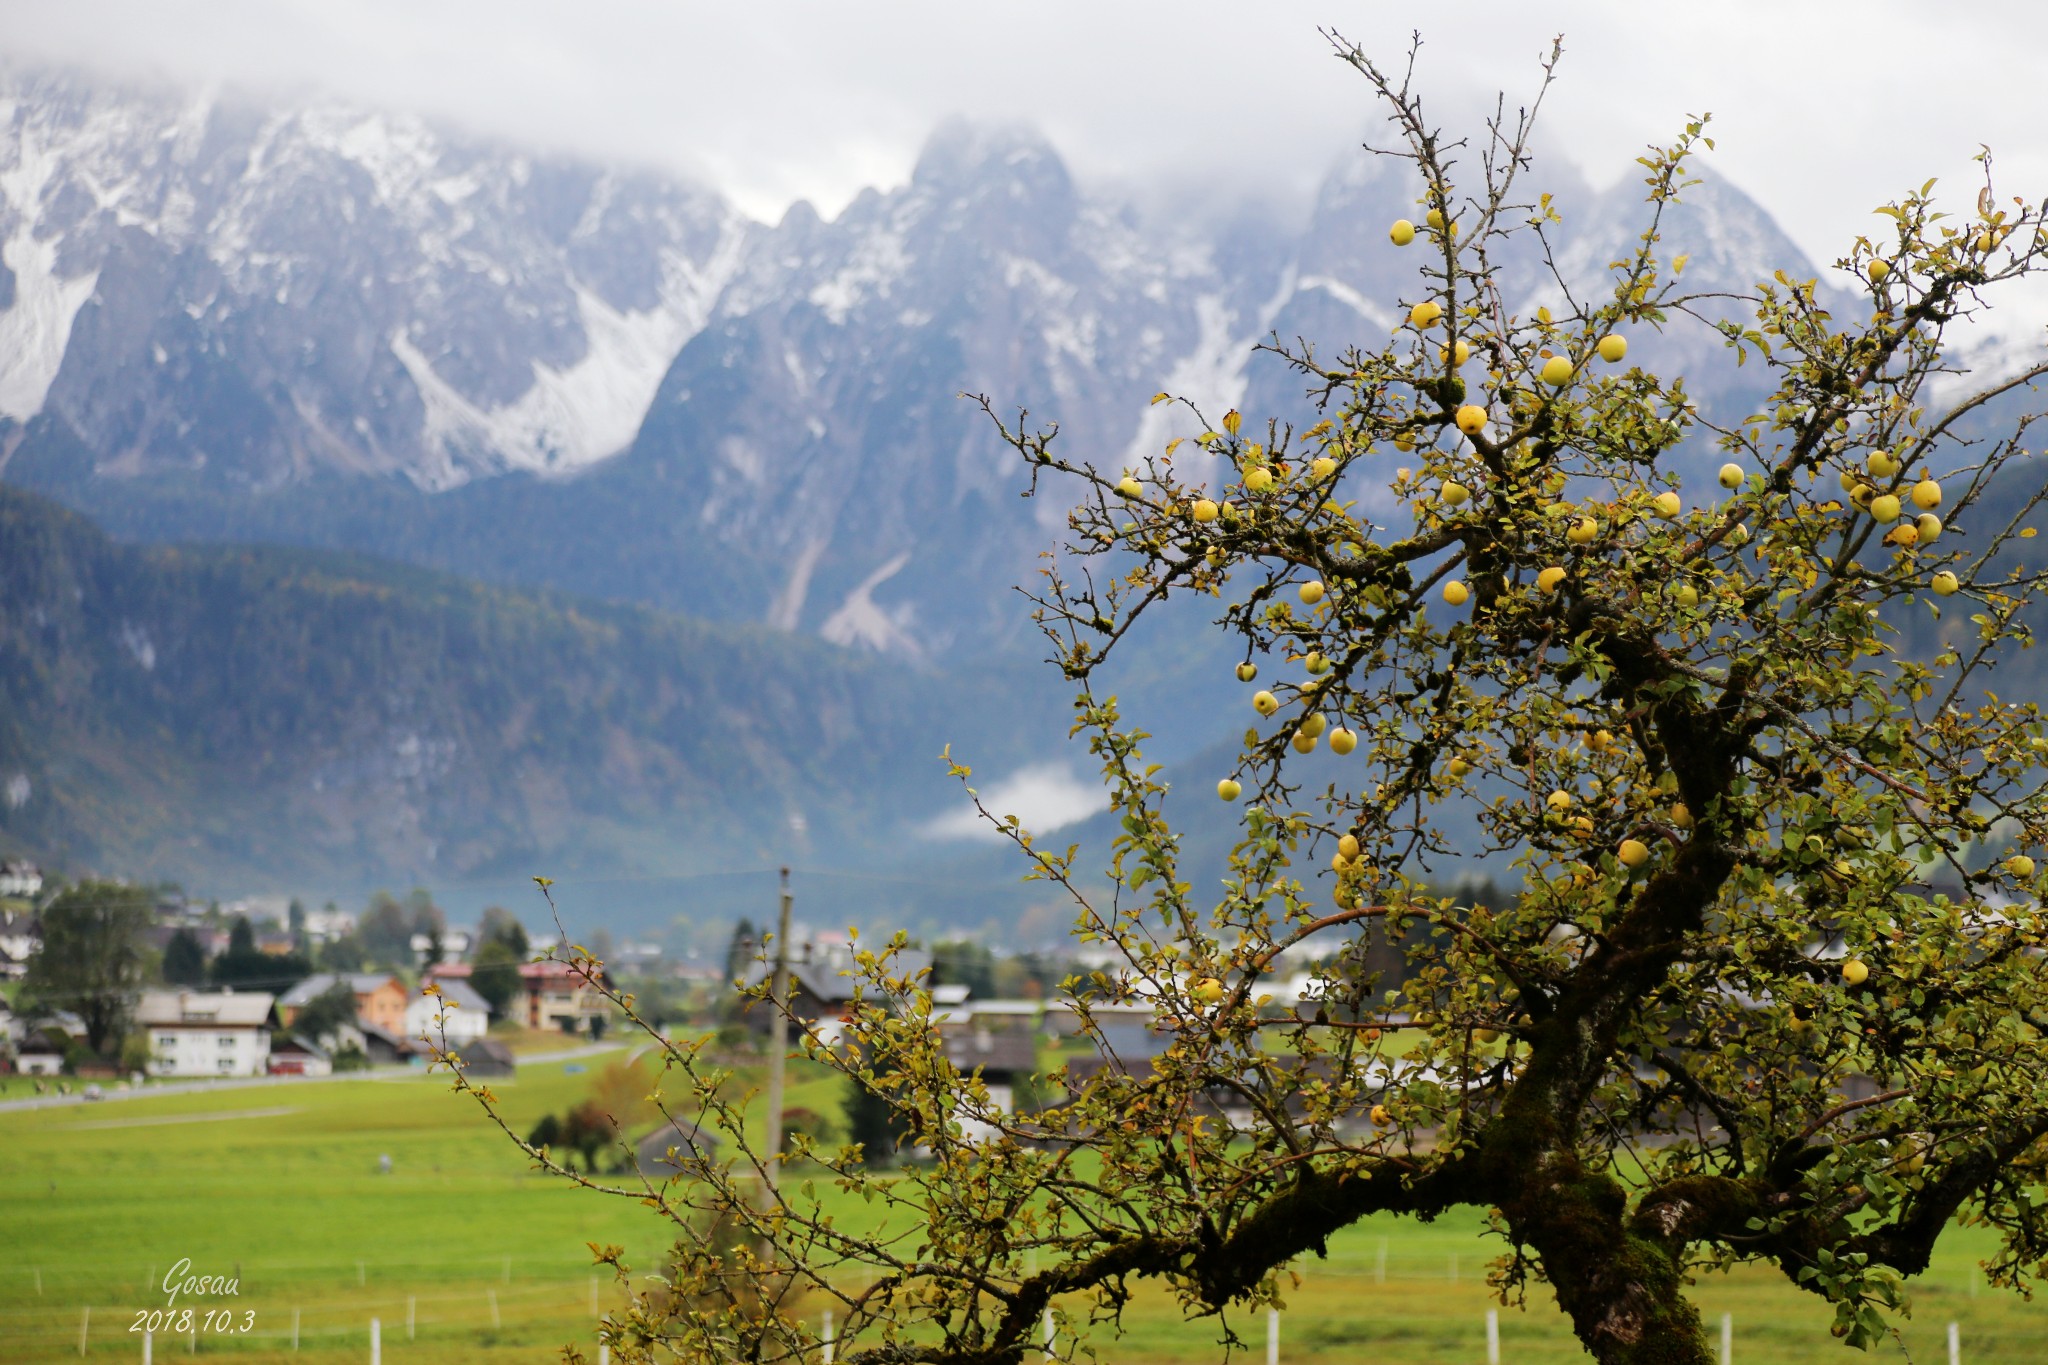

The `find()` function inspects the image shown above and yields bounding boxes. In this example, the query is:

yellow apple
[1330,850,1351,872]
[1329,727,1358,755]
[1425,207,1445,230]
[1193,977,1226,1004]
[1300,713,1328,738]
[1389,219,1417,246]
[1371,1104,1391,1125]
[2008,854,2036,878]
[1597,334,1627,363]
[1870,494,1902,523]
[1253,690,1279,716]
[1546,789,1574,811]
[1217,778,1242,801]
[1652,491,1682,518]
[1442,580,1470,606]
[1912,478,1942,510]
[1312,456,1338,480]
[1540,355,1573,387]
[1244,466,1274,493]
[1718,463,1745,490]
[1440,339,1473,365]
[1868,258,1891,281]
[1299,580,1326,605]
[1888,524,1919,547]
[1588,729,1614,752]
[1917,513,1943,542]
[1671,802,1694,830]
[1930,571,1960,596]
[1568,517,1599,545]
[1192,498,1219,522]
[1440,480,1471,506]
[1338,833,1361,860]
[1304,652,1330,675]
[1570,815,1595,838]
[1235,662,1258,682]
[1410,300,1443,328]
[1617,838,1650,869]
[1475,1028,1499,1043]
[1866,450,1900,479]
[1841,959,1869,987]
[1839,469,1860,493]
[1849,483,1874,509]
[1446,756,1472,778]
[1116,475,1142,499]
[1292,731,1319,754]
[1455,404,1488,435]
[1674,583,1700,607]
[1536,566,1566,593]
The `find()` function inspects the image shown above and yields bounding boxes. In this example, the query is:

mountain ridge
[1,64,1837,666]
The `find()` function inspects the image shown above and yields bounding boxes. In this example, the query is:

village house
[267,1035,332,1077]
[0,858,43,899]
[0,909,39,980]
[16,1026,66,1075]
[404,977,492,1048]
[937,1024,1040,1130]
[276,972,409,1034]
[452,1037,516,1077]
[736,938,932,1035]
[519,960,614,1034]
[137,989,274,1077]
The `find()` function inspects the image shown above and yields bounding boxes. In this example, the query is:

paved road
[0,1041,623,1115]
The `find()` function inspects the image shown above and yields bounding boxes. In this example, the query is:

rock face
[0,67,1829,665]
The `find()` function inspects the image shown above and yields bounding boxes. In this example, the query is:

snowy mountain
[0,70,745,492]
[1,67,1829,666]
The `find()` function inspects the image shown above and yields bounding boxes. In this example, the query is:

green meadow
[3,1054,2047,1363]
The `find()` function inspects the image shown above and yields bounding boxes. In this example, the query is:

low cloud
[919,763,1109,842]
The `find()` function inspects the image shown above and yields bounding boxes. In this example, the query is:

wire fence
[8,1253,2048,1362]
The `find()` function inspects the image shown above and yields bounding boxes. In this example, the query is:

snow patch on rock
[0,131,99,420]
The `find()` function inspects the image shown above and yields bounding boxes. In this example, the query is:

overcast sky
[6,1,2048,282]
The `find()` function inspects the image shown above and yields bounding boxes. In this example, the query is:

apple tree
[447,36,2048,1365]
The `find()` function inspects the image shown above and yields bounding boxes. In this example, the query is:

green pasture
[3,1056,2046,1362]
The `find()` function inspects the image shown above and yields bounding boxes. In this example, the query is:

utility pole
[762,867,794,1204]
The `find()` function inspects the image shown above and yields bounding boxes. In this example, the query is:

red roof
[518,960,605,987]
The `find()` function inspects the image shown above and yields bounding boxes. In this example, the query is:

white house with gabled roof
[137,989,274,1077]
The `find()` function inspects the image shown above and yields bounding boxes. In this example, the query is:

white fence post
[1042,1309,1055,1361]
[370,1317,381,1365]
[1948,1320,1961,1365]
[142,1329,151,1365]
[1485,1309,1499,1365]
[1720,1312,1731,1365]
[1267,1307,1279,1365]
[79,1305,90,1356]
[823,1309,836,1365]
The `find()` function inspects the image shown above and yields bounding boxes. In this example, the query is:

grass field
[4,1057,2047,1363]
